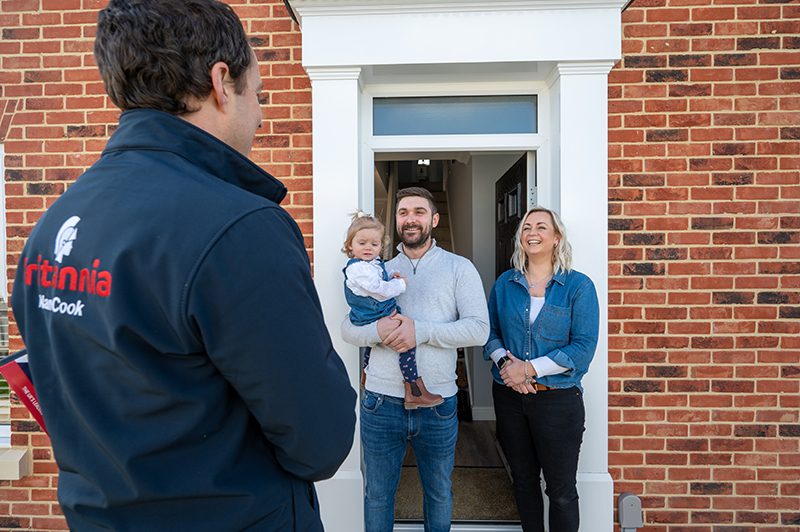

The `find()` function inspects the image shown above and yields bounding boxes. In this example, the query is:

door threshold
[394,524,522,532]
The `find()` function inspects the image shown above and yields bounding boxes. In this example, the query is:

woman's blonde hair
[341,211,387,258]
[510,207,573,274]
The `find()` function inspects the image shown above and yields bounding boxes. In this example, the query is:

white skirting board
[470,406,495,421]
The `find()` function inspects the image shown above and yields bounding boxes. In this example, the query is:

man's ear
[209,61,231,110]
[432,212,440,228]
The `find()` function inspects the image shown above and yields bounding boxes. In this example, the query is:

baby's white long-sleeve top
[345,259,406,302]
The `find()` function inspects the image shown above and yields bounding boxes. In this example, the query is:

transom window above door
[373,95,538,136]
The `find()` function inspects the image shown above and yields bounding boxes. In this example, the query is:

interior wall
[374,163,389,221]
[446,159,473,259]
[469,152,525,420]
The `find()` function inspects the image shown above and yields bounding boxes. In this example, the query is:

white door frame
[292,2,625,530]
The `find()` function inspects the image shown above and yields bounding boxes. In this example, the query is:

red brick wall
[1,0,798,530]
[1,1,309,529]
[608,0,799,529]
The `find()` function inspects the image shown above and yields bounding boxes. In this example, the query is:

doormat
[395,466,520,522]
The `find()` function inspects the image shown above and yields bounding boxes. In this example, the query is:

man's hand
[382,314,416,353]
[376,315,401,343]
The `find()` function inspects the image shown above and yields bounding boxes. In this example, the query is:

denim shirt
[483,268,599,392]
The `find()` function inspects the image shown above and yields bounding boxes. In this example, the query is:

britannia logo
[25,214,112,303]
[54,216,80,263]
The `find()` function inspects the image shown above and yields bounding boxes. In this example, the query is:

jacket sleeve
[414,260,490,349]
[545,277,599,373]
[483,279,506,360]
[185,207,356,482]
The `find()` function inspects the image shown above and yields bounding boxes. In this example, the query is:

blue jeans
[361,390,458,532]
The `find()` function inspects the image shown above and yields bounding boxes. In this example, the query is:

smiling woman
[484,206,599,532]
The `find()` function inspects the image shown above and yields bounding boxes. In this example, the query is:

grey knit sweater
[341,242,490,398]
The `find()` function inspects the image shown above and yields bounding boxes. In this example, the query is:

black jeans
[493,381,585,532]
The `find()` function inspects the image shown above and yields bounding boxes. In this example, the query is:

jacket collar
[103,109,287,204]
[510,268,567,287]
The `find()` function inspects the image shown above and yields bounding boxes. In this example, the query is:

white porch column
[550,62,615,531]
[308,66,365,532]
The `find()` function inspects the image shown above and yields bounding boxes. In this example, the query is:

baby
[341,212,442,409]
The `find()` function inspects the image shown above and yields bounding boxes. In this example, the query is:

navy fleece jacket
[12,109,356,531]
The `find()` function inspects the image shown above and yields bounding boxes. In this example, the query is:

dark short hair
[396,187,437,215]
[95,0,252,115]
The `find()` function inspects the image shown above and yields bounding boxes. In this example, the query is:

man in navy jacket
[11,1,356,530]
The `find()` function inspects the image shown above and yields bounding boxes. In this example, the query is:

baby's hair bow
[351,210,374,221]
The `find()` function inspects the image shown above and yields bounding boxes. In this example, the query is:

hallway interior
[395,420,519,524]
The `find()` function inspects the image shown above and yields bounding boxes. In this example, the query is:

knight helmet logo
[54,216,80,263]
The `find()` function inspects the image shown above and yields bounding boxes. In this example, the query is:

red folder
[0,350,47,434]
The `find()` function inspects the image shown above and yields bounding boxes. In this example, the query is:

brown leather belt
[532,383,553,392]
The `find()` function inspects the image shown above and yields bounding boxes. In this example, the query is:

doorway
[373,152,531,526]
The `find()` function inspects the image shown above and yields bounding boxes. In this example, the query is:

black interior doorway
[495,154,528,279]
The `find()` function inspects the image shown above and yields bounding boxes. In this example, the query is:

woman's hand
[500,352,538,394]
[511,382,539,394]
[499,352,527,386]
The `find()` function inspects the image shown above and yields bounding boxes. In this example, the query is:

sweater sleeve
[340,315,382,347]
[483,278,506,360]
[185,207,356,482]
[415,259,490,349]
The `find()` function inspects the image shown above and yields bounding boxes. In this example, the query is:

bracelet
[524,361,534,386]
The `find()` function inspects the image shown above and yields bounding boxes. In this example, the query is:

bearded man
[342,186,489,532]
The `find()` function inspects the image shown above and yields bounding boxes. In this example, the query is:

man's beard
[399,222,432,249]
